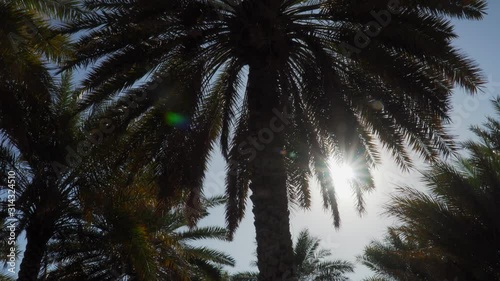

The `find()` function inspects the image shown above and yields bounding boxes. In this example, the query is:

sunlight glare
[328,159,356,198]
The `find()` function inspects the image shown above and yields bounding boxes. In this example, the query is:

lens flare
[165,112,189,129]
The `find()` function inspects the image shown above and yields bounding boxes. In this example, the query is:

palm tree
[42,189,235,281]
[63,1,486,279]
[1,1,79,278]
[0,0,77,95]
[0,69,124,280]
[231,229,353,281]
[1,84,234,281]
[0,71,105,280]
[0,216,18,281]
[2,96,233,281]
[0,66,227,280]
[293,229,353,281]
[359,228,464,281]
[360,98,500,281]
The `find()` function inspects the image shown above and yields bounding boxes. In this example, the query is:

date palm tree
[293,229,353,281]
[22,99,233,281]
[0,70,121,280]
[63,1,486,279]
[359,228,465,281]
[0,71,82,280]
[232,228,353,281]
[0,216,18,281]
[360,98,500,281]
[42,188,235,281]
[0,0,77,94]
[1,1,80,278]
[1,69,232,280]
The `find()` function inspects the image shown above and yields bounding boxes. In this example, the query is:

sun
[329,162,355,183]
[328,159,356,198]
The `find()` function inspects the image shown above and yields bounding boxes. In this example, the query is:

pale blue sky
[196,2,500,279]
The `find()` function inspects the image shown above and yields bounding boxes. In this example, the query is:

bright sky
[197,2,500,279]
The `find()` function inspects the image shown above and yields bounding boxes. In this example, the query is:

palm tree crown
[62,0,486,279]
[65,0,486,227]
[293,229,353,281]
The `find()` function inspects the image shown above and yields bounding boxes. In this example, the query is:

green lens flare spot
[165,112,188,128]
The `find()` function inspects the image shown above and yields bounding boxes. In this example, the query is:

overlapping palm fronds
[360,98,500,281]
[60,0,486,278]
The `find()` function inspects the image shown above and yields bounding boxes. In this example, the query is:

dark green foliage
[62,0,485,236]
[360,98,500,281]
[1,0,488,279]
[293,229,354,281]
[61,0,486,279]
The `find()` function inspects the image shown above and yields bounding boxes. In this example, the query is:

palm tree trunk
[247,62,297,281]
[17,214,55,281]
[17,202,59,281]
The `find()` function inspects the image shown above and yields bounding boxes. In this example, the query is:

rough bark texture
[247,62,298,281]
